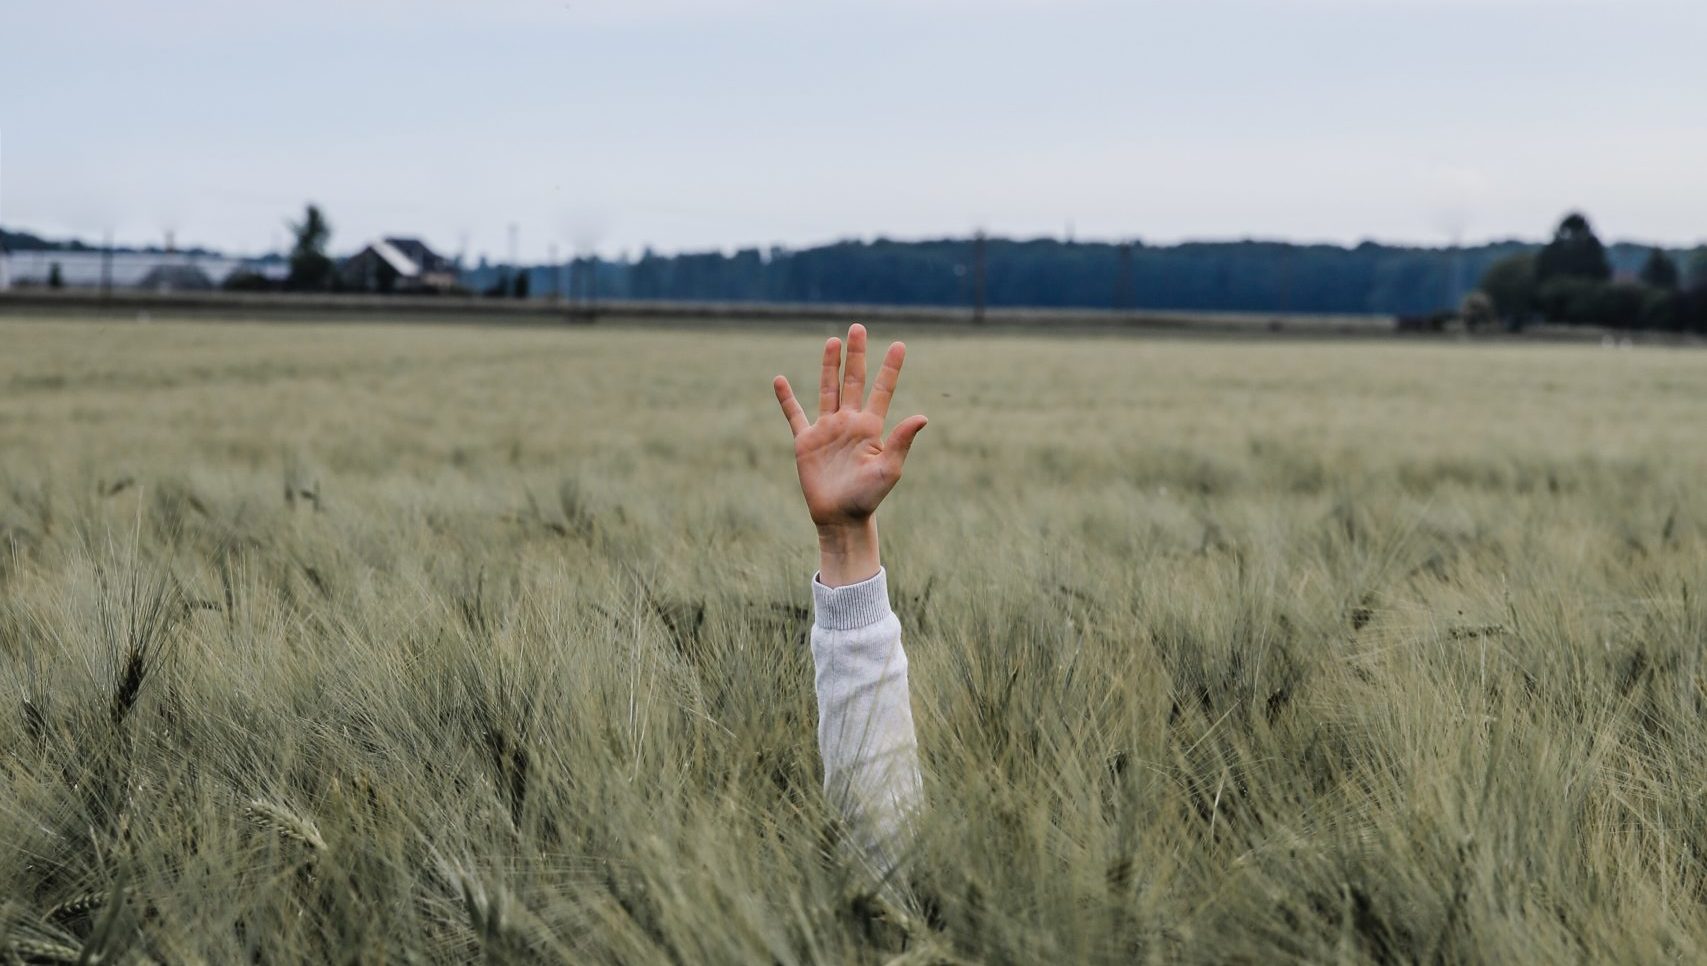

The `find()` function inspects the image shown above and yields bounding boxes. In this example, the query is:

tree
[1638,248,1679,290]
[1535,212,1611,283]
[1638,287,1683,331]
[1684,250,1707,333]
[1685,248,1707,293]
[223,270,274,292]
[47,262,64,289]
[1476,250,1537,324]
[1458,291,1497,331]
[1588,282,1649,330]
[286,204,334,291]
[1534,276,1601,325]
[512,268,530,299]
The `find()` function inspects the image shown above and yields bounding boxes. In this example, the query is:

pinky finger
[773,376,809,436]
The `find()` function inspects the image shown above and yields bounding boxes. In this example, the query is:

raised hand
[773,324,927,585]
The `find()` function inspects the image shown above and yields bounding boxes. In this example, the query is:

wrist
[816,517,880,588]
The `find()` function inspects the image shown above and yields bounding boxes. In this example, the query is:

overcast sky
[3,0,1703,260]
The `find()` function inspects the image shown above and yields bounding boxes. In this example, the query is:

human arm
[772,324,927,860]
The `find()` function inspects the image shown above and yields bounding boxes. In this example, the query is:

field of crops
[3,316,1706,963]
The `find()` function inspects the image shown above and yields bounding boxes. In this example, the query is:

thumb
[884,415,928,464]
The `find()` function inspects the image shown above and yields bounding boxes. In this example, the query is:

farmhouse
[339,237,459,293]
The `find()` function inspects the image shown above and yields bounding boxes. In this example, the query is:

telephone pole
[584,251,600,320]
[1446,229,1464,312]
[567,253,589,320]
[971,230,987,324]
[101,229,113,297]
[1114,240,1135,311]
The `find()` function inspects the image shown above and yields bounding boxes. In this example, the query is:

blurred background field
[3,316,1707,963]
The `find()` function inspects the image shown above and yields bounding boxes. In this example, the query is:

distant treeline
[1466,214,1707,333]
[12,214,1705,325]
[0,226,220,257]
[467,235,1693,318]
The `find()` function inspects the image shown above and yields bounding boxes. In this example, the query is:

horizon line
[4,223,1704,265]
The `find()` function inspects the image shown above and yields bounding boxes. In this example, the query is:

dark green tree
[1589,282,1649,329]
[1638,248,1678,289]
[47,262,64,289]
[1535,276,1602,325]
[1685,249,1707,333]
[1476,250,1537,323]
[1535,212,1611,283]
[1639,287,1683,331]
[1684,248,1707,293]
[286,204,334,291]
[222,270,273,292]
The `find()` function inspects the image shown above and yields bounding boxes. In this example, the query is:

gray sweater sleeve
[810,567,923,864]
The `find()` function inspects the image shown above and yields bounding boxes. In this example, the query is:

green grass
[2,316,1706,963]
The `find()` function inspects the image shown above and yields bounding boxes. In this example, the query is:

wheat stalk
[45,891,105,923]
[242,799,327,853]
[8,938,82,964]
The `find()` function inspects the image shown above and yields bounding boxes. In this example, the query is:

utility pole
[586,252,599,319]
[548,242,560,300]
[972,230,987,324]
[570,250,599,320]
[101,229,113,297]
[1115,240,1135,311]
[1446,229,1464,312]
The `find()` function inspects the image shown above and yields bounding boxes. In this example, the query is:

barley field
[2,316,1706,964]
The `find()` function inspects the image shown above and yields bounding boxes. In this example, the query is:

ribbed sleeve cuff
[812,567,894,631]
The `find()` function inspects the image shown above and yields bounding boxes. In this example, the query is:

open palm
[773,324,927,528]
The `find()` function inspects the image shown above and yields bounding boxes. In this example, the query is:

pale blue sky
[3,0,1703,260]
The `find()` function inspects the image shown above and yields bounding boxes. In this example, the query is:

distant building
[0,250,285,289]
[339,237,459,293]
[137,263,215,292]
